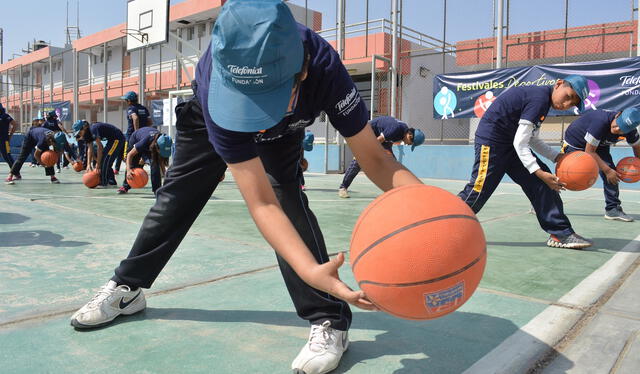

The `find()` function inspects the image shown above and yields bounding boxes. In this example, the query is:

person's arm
[585,143,620,185]
[227,157,377,310]
[131,113,140,131]
[345,124,422,191]
[58,122,69,135]
[34,148,44,164]
[633,144,640,158]
[125,146,138,179]
[513,120,565,192]
[8,120,17,140]
[86,141,95,170]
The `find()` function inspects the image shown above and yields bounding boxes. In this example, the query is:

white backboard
[126,0,170,51]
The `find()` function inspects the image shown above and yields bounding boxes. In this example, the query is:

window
[187,26,194,40]
[107,50,112,61]
[44,65,49,74]
[197,23,206,38]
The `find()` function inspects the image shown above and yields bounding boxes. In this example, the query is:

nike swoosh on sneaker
[119,291,141,309]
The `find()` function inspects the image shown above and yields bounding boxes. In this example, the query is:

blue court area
[1,164,638,373]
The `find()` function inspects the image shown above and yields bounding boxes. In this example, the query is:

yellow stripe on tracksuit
[107,140,120,156]
[560,142,568,154]
[4,141,9,154]
[472,145,490,193]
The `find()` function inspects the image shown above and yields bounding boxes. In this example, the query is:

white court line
[463,234,640,374]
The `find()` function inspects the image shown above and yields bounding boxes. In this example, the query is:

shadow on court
[77,308,574,373]
[0,230,90,247]
[0,212,31,224]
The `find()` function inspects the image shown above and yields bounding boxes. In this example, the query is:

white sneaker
[291,321,348,374]
[338,188,350,199]
[70,280,146,328]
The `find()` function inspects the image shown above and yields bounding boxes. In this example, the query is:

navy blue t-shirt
[196,23,369,164]
[475,86,553,145]
[28,127,54,151]
[89,122,125,142]
[0,113,14,138]
[129,126,159,155]
[126,104,151,136]
[370,116,408,146]
[42,119,61,132]
[564,109,640,149]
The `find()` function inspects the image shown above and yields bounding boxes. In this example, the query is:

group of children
[1,2,639,373]
[3,91,173,194]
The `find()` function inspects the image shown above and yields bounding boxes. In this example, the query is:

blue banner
[42,101,71,121]
[151,100,164,126]
[433,57,640,119]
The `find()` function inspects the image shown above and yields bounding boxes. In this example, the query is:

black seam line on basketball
[357,248,486,288]
[351,214,479,270]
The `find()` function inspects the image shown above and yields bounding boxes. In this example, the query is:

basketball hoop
[121,28,149,46]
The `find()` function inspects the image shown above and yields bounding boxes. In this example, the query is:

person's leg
[72,99,226,329]
[504,151,591,250]
[597,149,633,221]
[9,137,35,178]
[597,149,622,211]
[0,139,15,169]
[257,131,352,331]
[100,140,121,186]
[457,143,509,213]
[112,99,226,288]
[149,158,161,193]
[113,134,128,172]
[339,158,361,190]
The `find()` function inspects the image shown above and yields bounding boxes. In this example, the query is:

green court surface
[1,164,638,373]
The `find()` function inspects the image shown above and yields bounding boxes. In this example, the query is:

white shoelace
[308,321,335,352]
[86,284,130,310]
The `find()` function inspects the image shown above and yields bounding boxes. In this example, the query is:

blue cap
[156,134,172,158]
[209,0,304,132]
[411,129,425,151]
[563,75,589,112]
[72,120,87,136]
[47,110,58,119]
[54,132,66,151]
[121,91,138,101]
[617,107,640,134]
[302,132,314,151]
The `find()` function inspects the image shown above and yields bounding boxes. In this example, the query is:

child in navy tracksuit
[113,91,152,174]
[0,104,17,171]
[458,75,593,249]
[117,126,172,195]
[72,121,125,187]
[71,3,423,373]
[5,127,68,184]
[563,108,640,222]
[338,116,425,198]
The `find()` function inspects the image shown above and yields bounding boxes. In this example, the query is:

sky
[1,0,636,63]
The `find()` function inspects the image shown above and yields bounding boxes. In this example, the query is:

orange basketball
[127,168,149,188]
[82,170,100,189]
[350,184,486,320]
[40,150,58,167]
[72,161,84,172]
[555,151,599,191]
[616,157,640,183]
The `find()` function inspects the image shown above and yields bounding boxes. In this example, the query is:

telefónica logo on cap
[228,65,267,87]
[228,65,264,76]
